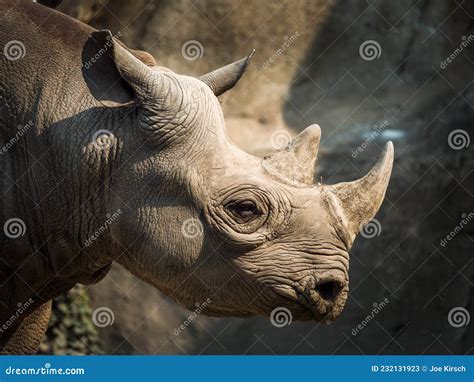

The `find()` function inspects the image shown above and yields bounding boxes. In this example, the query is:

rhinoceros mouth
[273,285,347,323]
[298,294,346,323]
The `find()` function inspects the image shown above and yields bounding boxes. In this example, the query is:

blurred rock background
[43,0,473,354]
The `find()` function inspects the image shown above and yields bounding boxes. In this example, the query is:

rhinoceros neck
[0,105,131,300]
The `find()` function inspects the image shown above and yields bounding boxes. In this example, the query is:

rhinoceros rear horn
[262,125,321,185]
[199,50,255,96]
[330,142,394,237]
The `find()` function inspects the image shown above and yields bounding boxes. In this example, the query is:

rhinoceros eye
[226,200,261,222]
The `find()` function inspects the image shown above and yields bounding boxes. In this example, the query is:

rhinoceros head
[93,32,393,323]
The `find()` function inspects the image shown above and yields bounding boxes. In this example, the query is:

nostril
[315,281,343,302]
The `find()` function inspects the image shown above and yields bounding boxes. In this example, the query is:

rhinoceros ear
[82,30,132,105]
[82,30,158,105]
[199,50,254,96]
[105,32,154,100]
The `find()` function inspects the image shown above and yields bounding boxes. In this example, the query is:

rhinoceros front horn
[262,125,394,238]
[199,50,255,96]
[330,142,394,237]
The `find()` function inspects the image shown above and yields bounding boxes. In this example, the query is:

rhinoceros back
[0,0,95,133]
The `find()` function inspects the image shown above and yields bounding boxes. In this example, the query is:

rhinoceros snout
[297,276,348,322]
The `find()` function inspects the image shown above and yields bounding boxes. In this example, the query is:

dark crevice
[397,0,431,75]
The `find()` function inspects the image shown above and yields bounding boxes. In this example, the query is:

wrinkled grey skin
[0,0,393,354]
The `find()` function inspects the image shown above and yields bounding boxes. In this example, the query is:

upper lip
[297,291,334,322]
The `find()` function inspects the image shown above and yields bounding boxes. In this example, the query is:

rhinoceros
[0,0,393,354]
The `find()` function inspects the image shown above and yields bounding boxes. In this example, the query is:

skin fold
[0,0,394,354]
